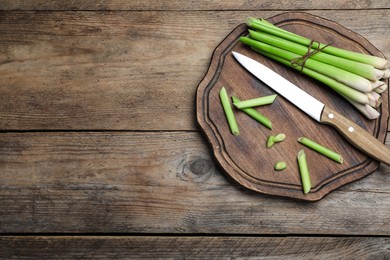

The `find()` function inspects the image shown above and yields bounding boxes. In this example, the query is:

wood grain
[0,10,389,130]
[0,132,389,234]
[1,0,389,10]
[1,236,389,259]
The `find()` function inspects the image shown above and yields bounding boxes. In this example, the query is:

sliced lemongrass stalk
[273,133,286,142]
[366,91,382,108]
[246,17,389,69]
[252,47,370,105]
[266,133,285,148]
[219,87,239,135]
[297,149,311,194]
[233,94,277,109]
[248,29,379,81]
[232,96,272,129]
[274,161,287,171]
[373,82,388,94]
[341,94,380,120]
[298,137,343,163]
[241,37,373,93]
[266,135,275,148]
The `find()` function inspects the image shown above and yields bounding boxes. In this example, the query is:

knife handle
[320,106,390,165]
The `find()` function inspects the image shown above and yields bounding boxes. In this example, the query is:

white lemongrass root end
[374,82,388,94]
[366,91,382,108]
[375,68,390,79]
[346,98,380,119]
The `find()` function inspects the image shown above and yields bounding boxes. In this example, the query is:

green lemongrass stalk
[241,37,373,93]
[373,82,388,94]
[233,94,277,109]
[246,17,297,38]
[231,96,272,129]
[251,47,369,105]
[220,87,239,135]
[366,91,382,108]
[246,17,389,69]
[297,149,311,194]
[298,137,343,163]
[248,29,379,81]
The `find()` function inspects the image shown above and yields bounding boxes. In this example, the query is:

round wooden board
[196,12,389,201]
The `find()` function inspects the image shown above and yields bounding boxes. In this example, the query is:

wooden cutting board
[196,12,389,201]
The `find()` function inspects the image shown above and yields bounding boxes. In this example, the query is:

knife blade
[232,51,390,165]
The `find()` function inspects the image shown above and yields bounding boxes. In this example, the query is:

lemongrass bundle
[246,17,389,69]
[240,17,389,119]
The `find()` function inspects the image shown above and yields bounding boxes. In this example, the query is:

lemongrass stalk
[373,82,388,94]
[372,80,385,89]
[366,91,382,108]
[297,149,311,194]
[232,96,272,129]
[246,17,296,36]
[233,94,277,109]
[381,68,390,78]
[241,37,373,93]
[251,47,370,105]
[298,137,343,163]
[220,87,239,135]
[246,17,389,69]
[341,94,380,119]
[248,29,379,81]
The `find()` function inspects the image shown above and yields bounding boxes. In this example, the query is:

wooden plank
[0,10,389,131]
[0,132,389,234]
[1,0,389,11]
[0,236,389,258]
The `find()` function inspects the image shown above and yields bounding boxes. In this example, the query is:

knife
[232,51,390,165]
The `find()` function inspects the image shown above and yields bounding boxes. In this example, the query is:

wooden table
[0,1,389,258]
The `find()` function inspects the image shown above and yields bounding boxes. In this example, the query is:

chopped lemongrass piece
[253,48,370,105]
[233,94,277,109]
[266,133,285,148]
[274,161,287,171]
[273,133,286,142]
[267,135,275,148]
[232,96,272,129]
[246,17,389,69]
[241,37,373,93]
[219,87,239,135]
[297,149,311,194]
[248,29,380,81]
[298,137,343,163]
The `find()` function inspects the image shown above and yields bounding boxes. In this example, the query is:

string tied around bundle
[291,40,332,72]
